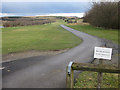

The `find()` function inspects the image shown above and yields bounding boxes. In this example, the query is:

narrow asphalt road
[2,25,103,88]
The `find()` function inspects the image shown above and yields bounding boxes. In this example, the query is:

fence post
[66,62,74,88]
[66,66,70,88]
[70,68,74,88]
[97,59,104,89]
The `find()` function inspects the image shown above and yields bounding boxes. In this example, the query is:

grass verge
[2,20,81,54]
[74,71,118,88]
[66,24,118,44]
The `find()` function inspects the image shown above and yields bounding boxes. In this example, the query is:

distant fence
[66,61,120,88]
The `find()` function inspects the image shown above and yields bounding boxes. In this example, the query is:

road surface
[2,25,103,88]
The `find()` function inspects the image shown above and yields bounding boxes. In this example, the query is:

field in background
[2,19,81,54]
[2,16,56,27]
[66,19,118,44]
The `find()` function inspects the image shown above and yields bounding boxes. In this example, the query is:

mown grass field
[2,20,81,54]
[66,20,118,44]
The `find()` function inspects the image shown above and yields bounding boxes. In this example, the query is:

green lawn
[74,71,118,88]
[66,24,118,44]
[2,20,81,54]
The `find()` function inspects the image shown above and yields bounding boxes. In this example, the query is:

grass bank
[2,20,81,54]
[67,24,118,44]
[74,71,118,88]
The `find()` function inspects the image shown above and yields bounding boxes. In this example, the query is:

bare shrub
[83,2,119,29]
[2,17,56,27]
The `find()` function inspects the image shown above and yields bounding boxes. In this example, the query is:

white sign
[94,47,112,60]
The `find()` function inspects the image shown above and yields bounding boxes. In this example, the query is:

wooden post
[97,59,104,89]
[66,66,70,88]
[66,66,74,88]
[70,68,74,88]
[72,62,119,73]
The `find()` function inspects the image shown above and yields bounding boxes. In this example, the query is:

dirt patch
[2,49,69,62]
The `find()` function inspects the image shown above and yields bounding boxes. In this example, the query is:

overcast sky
[2,0,90,2]
[2,0,118,2]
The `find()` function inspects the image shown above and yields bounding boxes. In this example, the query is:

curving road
[2,25,103,88]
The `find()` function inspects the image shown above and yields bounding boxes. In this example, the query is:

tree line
[83,2,119,29]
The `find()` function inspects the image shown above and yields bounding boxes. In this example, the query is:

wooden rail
[66,62,120,88]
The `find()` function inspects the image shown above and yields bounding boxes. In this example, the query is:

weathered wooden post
[97,59,103,88]
[94,46,112,89]
[66,66,70,88]
[66,61,74,88]
[70,67,74,88]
